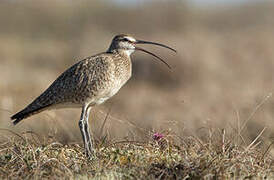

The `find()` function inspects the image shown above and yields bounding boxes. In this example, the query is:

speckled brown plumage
[11,51,131,124]
[11,34,176,157]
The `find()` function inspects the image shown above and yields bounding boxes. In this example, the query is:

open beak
[134,39,176,70]
[135,40,176,53]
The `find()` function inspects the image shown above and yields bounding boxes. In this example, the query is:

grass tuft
[0,129,273,179]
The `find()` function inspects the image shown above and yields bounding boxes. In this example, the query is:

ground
[0,129,273,179]
[0,1,274,179]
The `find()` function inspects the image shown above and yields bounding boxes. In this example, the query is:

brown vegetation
[0,0,273,178]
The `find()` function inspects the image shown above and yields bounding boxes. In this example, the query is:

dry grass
[0,128,273,179]
[0,0,274,178]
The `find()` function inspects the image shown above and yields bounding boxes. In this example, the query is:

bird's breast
[94,57,132,105]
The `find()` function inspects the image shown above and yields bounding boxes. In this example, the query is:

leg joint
[78,120,84,128]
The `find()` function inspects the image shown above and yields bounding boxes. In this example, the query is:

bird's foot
[85,148,96,160]
[84,140,96,160]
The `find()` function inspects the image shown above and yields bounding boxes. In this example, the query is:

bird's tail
[11,104,50,125]
[11,108,34,125]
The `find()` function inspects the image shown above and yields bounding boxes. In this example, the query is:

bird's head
[107,34,176,69]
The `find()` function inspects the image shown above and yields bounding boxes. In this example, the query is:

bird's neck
[107,49,134,57]
[109,49,132,82]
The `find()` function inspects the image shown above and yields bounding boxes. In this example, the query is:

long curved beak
[135,47,172,69]
[135,40,177,53]
[134,39,176,69]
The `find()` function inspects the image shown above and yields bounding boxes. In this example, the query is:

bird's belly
[95,89,119,105]
[96,97,110,105]
[95,78,128,105]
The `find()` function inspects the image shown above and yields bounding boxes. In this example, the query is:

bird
[11,34,176,157]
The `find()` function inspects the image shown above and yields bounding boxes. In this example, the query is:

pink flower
[153,132,164,141]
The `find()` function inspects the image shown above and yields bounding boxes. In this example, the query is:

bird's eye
[122,38,129,42]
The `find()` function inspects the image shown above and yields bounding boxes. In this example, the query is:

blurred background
[0,0,274,148]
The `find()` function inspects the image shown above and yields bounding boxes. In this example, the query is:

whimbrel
[11,34,176,157]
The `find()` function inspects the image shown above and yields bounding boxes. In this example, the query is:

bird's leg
[85,106,93,154]
[79,105,94,158]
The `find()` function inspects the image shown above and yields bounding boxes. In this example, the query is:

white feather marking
[124,49,135,56]
[125,36,136,42]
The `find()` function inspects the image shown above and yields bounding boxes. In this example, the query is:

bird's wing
[11,53,114,124]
